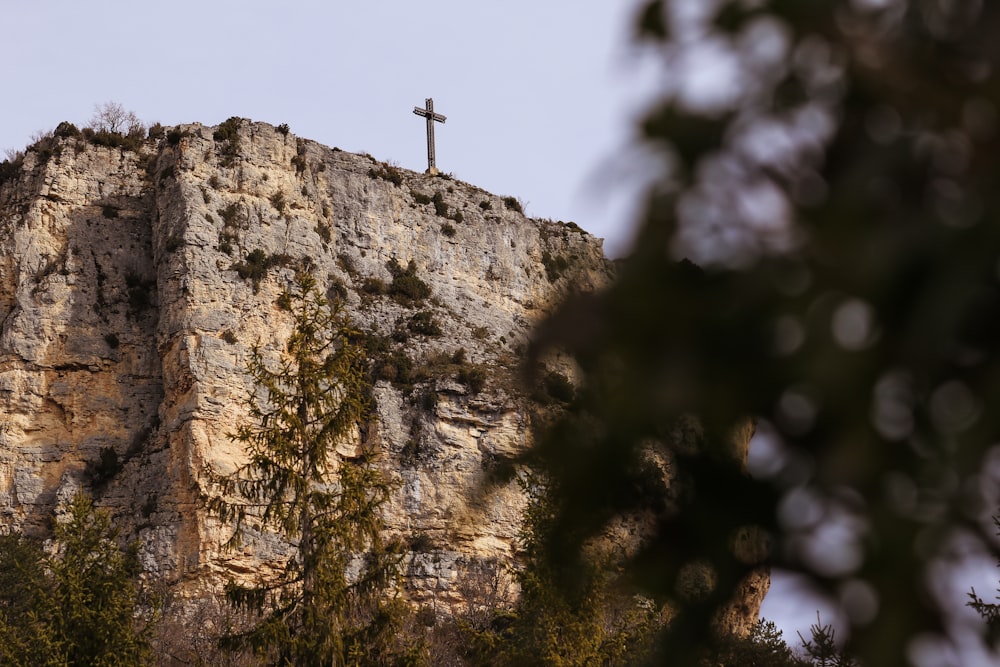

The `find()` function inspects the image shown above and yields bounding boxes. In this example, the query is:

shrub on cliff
[387,258,431,305]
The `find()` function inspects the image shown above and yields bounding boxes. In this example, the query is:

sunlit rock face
[0,121,763,634]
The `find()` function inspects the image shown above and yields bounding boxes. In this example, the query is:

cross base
[426,166,440,176]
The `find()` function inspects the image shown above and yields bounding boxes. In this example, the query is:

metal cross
[413,98,446,175]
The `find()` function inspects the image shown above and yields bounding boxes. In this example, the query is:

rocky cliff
[0,119,764,634]
[0,119,609,601]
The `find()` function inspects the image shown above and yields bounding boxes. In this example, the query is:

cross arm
[413,108,446,123]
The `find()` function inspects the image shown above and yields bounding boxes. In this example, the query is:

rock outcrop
[0,119,765,634]
[0,120,608,601]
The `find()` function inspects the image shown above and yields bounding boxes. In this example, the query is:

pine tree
[211,269,407,666]
[0,493,154,667]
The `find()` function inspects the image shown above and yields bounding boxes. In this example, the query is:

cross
[413,98,446,175]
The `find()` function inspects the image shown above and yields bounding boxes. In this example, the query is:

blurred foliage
[528,0,1000,663]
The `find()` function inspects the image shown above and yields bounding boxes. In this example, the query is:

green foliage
[469,471,661,666]
[209,271,409,665]
[374,349,415,386]
[441,223,456,237]
[233,248,270,284]
[456,364,487,394]
[387,258,431,305]
[540,250,569,283]
[232,249,291,291]
[213,117,241,144]
[276,123,290,136]
[53,121,81,138]
[502,196,522,213]
[0,152,24,187]
[432,192,449,217]
[87,128,146,152]
[408,310,442,337]
[213,117,242,166]
[166,128,187,146]
[269,190,286,214]
[0,494,155,667]
[410,190,432,205]
[221,329,238,344]
[362,277,387,296]
[703,619,810,667]
[368,163,404,186]
[218,203,240,226]
[524,1,1000,663]
[479,200,492,211]
[797,616,857,667]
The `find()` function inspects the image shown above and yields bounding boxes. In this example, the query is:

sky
[5,1,999,658]
[1,0,658,258]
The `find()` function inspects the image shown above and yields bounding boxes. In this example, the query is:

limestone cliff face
[0,120,609,599]
[0,120,764,633]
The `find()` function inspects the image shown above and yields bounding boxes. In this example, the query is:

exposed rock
[0,119,765,636]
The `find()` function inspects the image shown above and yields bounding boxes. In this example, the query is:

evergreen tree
[0,493,154,666]
[529,0,1000,662]
[211,269,407,666]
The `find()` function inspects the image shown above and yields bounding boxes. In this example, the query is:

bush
[410,190,432,205]
[222,330,238,344]
[233,248,270,285]
[218,203,240,227]
[480,200,492,210]
[375,349,415,385]
[213,117,242,165]
[88,128,146,152]
[54,121,81,138]
[368,163,404,186]
[441,223,456,237]
[213,116,241,144]
[408,311,442,336]
[270,191,286,214]
[457,365,488,394]
[388,259,432,304]
[432,192,449,217]
[0,153,24,187]
[503,196,523,213]
[362,277,387,295]
[327,278,349,303]
[541,250,570,282]
[166,129,186,146]
[277,123,290,136]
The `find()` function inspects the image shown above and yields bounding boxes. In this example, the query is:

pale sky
[1,0,656,258]
[9,1,994,656]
